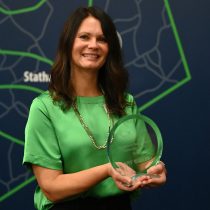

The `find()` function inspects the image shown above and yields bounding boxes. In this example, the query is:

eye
[78,34,89,40]
[97,36,107,43]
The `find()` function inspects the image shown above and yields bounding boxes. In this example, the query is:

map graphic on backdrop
[0,0,190,202]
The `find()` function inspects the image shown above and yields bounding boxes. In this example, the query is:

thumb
[147,162,164,174]
[116,173,133,186]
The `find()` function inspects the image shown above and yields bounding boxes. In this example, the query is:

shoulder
[36,90,52,103]
[124,93,138,115]
[31,90,51,104]
[30,91,55,113]
[29,91,64,122]
[124,93,136,106]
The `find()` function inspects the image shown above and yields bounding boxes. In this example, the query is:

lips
[82,53,99,59]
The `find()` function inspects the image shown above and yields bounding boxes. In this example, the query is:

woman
[23,6,166,210]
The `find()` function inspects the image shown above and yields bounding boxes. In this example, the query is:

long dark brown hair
[49,6,129,116]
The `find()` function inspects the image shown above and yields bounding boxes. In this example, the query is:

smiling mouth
[82,53,99,59]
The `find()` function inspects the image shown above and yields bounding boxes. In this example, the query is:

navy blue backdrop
[0,0,210,210]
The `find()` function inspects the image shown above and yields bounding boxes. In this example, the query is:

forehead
[77,16,104,35]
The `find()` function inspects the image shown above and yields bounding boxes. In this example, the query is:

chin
[82,64,103,71]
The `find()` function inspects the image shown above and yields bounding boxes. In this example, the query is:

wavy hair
[49,6,129,116]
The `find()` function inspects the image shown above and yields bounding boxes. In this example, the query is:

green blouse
[23,91,154,210]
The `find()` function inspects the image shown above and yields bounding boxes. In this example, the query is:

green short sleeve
[125,94,155,163]
[23,97,62,170]
[134,116,155,163]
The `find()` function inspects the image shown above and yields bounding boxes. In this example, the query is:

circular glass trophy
[107,113,163,182]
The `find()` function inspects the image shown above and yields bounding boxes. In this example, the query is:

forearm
[33,163,110,202]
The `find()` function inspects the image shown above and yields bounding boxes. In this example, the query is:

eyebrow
[77,32,105,37]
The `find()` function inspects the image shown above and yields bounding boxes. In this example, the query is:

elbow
[40,184,63,202]
[42,188,62,202]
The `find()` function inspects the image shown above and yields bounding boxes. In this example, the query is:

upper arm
[23,97,62,170]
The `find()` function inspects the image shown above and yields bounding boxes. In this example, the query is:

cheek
[71,50,76,63]
[72,44,79,54]
[103,46,109,58]
[72,45,82,59]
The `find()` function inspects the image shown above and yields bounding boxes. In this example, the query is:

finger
[147,161,166,175]
[117,176,147,191]
[116,180,136,191]
[140,174,152,180]
[146,172,166,187]
[116,163,136,177]
[129,176,151,189]
[114,172,133,187]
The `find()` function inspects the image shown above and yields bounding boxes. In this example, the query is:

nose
[88,38,98,49]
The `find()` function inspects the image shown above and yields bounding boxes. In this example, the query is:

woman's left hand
[138,161,167,188]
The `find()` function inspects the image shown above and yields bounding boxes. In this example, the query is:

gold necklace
[72,102,113,150]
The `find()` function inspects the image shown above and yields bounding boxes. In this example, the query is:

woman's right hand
[107,163,151,191]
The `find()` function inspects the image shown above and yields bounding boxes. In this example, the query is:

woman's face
[71,16,109,73]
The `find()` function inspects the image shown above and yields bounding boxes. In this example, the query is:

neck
[71,70,102,97]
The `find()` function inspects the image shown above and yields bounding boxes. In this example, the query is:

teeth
[83,54,98,58]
